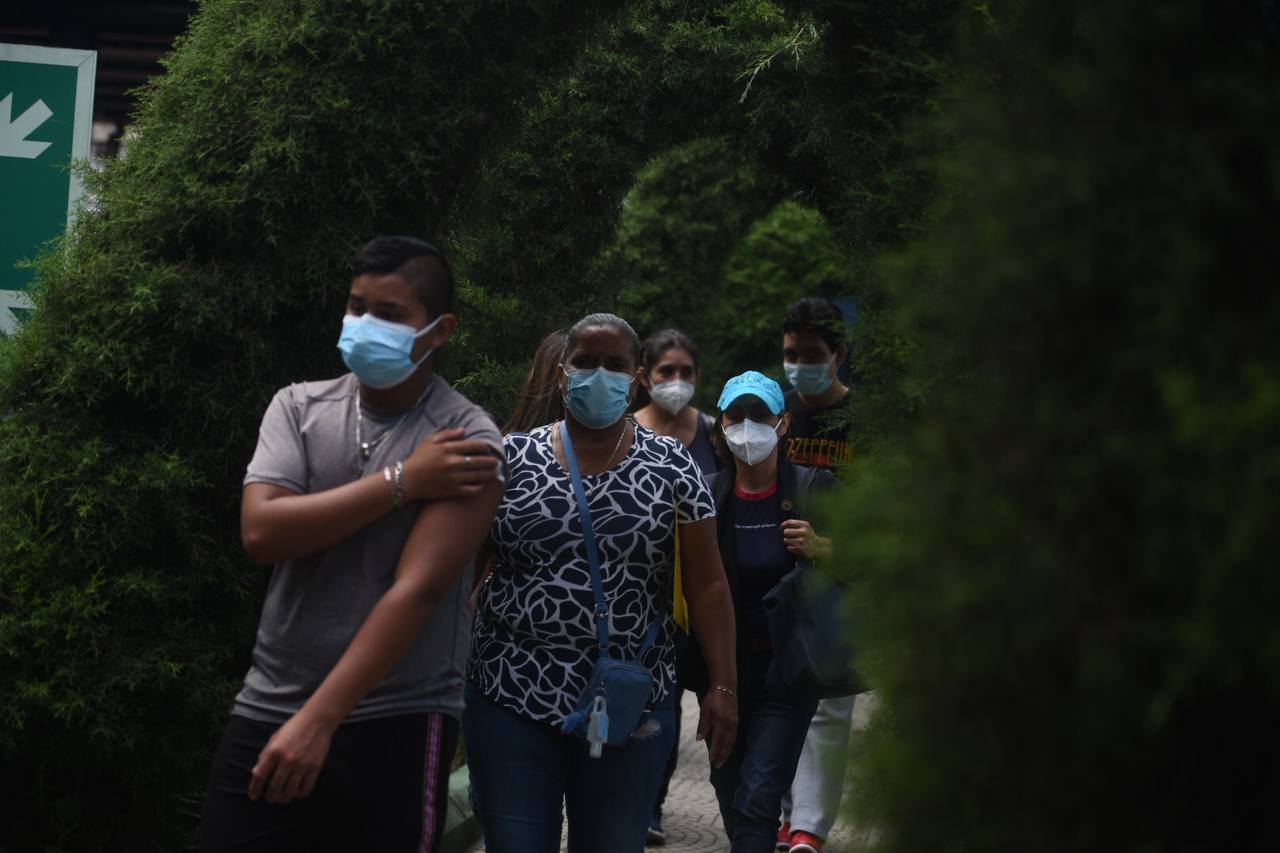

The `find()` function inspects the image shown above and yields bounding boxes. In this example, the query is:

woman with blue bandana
[465,313,739,852]
[679,371,837,853]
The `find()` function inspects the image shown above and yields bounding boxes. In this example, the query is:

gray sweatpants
[781,692,878,839]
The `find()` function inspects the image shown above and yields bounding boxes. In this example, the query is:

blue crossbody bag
[557,420,662,757]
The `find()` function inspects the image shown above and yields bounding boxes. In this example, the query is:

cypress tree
[834,2,1280,849]
[0,0,958,846]
[0,1,620,848]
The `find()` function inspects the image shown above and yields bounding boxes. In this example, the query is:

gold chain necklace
[559,417,631,499]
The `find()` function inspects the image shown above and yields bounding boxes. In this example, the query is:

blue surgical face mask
[784,356,835,397]
[338,313,444,389]
[563,365,634,429]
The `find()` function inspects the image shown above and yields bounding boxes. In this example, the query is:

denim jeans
[463,681,676,853]
[701,659,818,853]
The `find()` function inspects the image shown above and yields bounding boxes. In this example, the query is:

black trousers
[199,712,459,853]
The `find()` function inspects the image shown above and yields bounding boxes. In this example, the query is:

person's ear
[776,412,791,439]
[638,367,652,390]
[417,314,457,356]
[834,344,848,369]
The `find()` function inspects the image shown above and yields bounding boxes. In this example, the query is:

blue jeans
[463,681,676,853]
[701,666,818,853]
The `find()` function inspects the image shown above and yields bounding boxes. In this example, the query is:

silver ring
[464,455,472,469]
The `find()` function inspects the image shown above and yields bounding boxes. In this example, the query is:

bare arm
[679,517,739,767]
[248,479,503,803]
[241,428,501,564]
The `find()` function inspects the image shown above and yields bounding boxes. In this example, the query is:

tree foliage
[831,1,1280,849]
[0,0,956,848]
[0,1,622,848]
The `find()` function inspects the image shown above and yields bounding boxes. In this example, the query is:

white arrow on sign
[0,93,54,160]
[0,289,34,335]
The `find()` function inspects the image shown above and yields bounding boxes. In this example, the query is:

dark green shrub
[831,1,1280,849]
[0,1,622,848]
[599,0,955,430]
[0,0,957,847]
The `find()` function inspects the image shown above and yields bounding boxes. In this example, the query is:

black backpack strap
[798,465,820,518]
[782,460,822,521]
[708,468,735,509]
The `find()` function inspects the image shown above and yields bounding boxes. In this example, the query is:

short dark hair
[781,297,846,351]
[641,328,699,371]
[352,236,455,318]
[566,312,641,367]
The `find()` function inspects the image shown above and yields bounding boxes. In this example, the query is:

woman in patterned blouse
[465,313,739,853]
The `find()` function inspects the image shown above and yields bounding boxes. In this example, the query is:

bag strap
[795,463,818,521]
[709,468,735,509]
[560,420,612,652]
[561,421,664,656]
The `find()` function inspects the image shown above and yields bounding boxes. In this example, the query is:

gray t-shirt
[234,372,501,724]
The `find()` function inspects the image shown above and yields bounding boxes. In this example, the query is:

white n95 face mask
[723,418,781,465]
[649,379,695,415]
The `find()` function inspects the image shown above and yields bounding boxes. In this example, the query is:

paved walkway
[466,691,875,852]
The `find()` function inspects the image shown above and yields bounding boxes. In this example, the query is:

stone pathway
[466,691,876,852]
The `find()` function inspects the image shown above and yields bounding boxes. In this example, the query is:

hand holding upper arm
[237,392,505,564]
[393,479,503,598]
[403,430,502,501]
[305,477,502,719]
[252,478,503,803]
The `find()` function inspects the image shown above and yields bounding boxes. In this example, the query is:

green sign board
[1,44,96,334]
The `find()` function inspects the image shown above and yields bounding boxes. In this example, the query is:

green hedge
[0,1,955,847]
[0,2,621,848]
[832,1,1280,849]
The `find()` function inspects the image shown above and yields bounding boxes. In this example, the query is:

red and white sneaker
[789,830,825,853]
[776,821,791,851]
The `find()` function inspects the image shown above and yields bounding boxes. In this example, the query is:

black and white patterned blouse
[469,422,717,726]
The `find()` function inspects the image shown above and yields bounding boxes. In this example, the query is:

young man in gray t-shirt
[199,236,503,853]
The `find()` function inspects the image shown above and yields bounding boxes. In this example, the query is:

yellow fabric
[673,522,689,631]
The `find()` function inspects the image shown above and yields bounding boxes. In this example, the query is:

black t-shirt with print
[731,483,792,653]
[783,388,853,474]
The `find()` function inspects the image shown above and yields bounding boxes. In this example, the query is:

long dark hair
[503,328,568,434]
